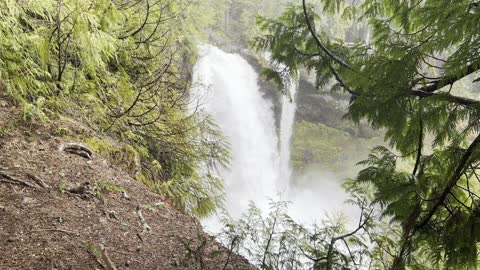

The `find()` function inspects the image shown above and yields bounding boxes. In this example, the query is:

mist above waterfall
[192,45,356,232]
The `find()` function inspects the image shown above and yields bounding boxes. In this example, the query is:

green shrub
[0,0,228,218]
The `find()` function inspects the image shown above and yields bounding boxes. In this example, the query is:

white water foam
[191,45,355,232]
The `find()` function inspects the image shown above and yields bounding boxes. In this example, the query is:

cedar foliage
[0,0,228,217]
[219,183,378,270]
[252,0,480,268]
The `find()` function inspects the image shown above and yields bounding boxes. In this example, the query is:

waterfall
[192,45,284,223]
[192,45,358,233]
[278,76,297,191]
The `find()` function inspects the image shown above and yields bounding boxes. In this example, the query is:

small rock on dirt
[22,197,37,206]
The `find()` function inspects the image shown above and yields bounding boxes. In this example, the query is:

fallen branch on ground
[100,244,117,270]
[136,205,151,236]
[60,142,94,160]
[87,243,117,270]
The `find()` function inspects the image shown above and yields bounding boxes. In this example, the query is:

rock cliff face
[242,52,377,137]
[295,77,378,139]
[0,100,255,270]
[237,53,382,176]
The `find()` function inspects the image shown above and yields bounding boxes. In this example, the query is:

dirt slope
[0,102,254,270]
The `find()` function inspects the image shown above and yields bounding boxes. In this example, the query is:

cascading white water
[192,45,356,232]
[192,45,283,223]
[278,76,297,191]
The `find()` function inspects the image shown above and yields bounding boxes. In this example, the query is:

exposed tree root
[7,228,79,243]
[60,143,94,160]
[66,182,95,201]
[67,182,92,195]
[0,171,37,189]
[0,170,51,190]
[29,228,79,236]
[26,173,50,189]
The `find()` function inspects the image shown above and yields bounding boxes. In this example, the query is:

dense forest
[1,0,480,269]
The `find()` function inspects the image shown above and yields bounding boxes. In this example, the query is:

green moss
[84,137,117,155]
[52,127,71,137]
[135,172,154,190]
[95,180,125,193]
[58,181,68,193]
[292,121,384,177]
[85,242,103,261]
[0,123,13,138]
[84,137,140,174]
[93,180,125,201]
[143,201,165,212]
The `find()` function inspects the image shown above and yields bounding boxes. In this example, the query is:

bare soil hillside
[0,99,254,270]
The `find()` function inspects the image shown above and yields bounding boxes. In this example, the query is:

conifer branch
[300,1,480,108]
[329,65,358,96]
[415,133,480,230]
[412,109,423,176]
[323,206,372,270]
[419,64,479,93]
[302,0,350,69]
[391,134,480,269]
[118,0,151,40]
[410,90,480,108]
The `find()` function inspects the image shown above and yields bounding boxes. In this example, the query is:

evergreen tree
[219,183,380,270]
[252,0,480,268]
[0,0,229,217]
